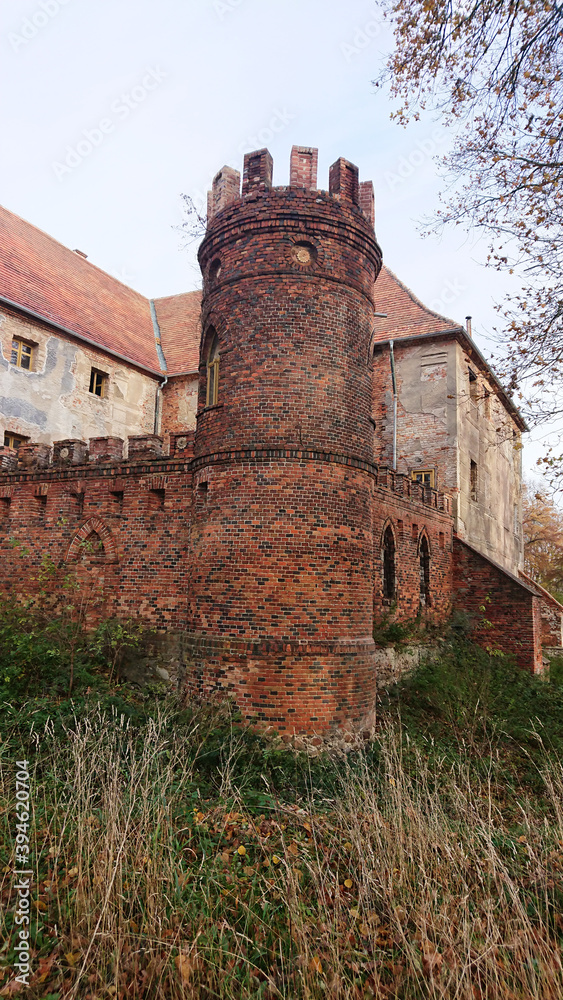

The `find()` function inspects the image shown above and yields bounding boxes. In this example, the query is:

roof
[0,205,162,373]
[373,265,461,342]
[372,265,528,431]
[0,206,524,418]
[154,290,202,375]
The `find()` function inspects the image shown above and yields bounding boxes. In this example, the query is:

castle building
[0,146,560,731]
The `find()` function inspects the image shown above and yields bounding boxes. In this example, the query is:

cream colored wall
[374,337,524,575]
[0,308,159,447]
[454,344,523,573]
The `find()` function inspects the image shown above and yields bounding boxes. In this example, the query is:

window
[470,460,478,501]
[411,469,435,488]
[209,258,222,283]
[89,368,108,397]
[419,535,431,607]
[10,338,34,370]
[382,525,396,600]
[468,368,479,403]
[206,334,220,407]
[4,432,28,450]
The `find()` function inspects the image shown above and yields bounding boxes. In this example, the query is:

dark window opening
[72,492,84,518]
[89,368,108,397]
[468,368,479,403]
[111,490,124,513]
[470,460,478,501]
[35,494,47,516]
[1,497,11,519]
[383,525,396,600]
[411,523,418,541]
[4,432,28,451]
[209,258,222,282]
[419,535,431,607]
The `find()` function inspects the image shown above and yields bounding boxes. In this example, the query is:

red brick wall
[160,374,198,435]
[373,481,453,624]
[519,571,563,647]
[187,156,385,730]
[0,443,192,631]
[453,538,543,673]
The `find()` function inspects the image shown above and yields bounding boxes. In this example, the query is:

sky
[0,0,551,481]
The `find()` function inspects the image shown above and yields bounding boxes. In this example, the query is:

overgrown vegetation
[1,604,563,998]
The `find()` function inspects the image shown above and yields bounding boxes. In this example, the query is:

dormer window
[206,334,220,407]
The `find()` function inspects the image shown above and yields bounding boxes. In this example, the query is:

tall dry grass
[1,707,562,998]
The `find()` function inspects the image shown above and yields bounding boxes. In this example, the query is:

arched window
[206,333,220,407]
[419,534,431,607]
[382,525,396,600]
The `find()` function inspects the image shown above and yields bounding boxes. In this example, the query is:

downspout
[150,300,168,434]
[389,340,397,471]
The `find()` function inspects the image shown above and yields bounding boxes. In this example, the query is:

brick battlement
[0,432,195,476]
[0,437,452,515]
[206,145,376,230]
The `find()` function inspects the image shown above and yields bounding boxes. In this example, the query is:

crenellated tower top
[205,145,375,229]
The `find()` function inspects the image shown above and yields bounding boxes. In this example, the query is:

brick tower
[187,146,383,731]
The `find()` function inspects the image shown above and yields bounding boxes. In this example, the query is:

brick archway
[65,517,119,564]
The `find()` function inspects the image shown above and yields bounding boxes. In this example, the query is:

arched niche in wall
[65,516,119,565]
[417,530,431,607]
[381,522,396,601]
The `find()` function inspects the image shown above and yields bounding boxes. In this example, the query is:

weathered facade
[0,146,560,732]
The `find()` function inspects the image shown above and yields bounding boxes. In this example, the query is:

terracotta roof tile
[153,290,201,376]
[0,207,463,380]
[372,265,462,342]
[0,204,161,373]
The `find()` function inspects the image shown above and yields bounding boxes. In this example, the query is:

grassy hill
[1,603,562,998]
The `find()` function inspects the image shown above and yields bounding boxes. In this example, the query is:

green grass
[1,605,563,998]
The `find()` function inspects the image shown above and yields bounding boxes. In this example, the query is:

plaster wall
[454,343,522,574]
[372,338,523,574]
[372,338,458,492]
[0,307,159,447]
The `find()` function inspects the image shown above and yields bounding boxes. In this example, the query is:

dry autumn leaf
[175,954,195,985]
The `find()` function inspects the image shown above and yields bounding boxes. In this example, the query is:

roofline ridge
[152,288,203,304]
[0,202,149,301]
